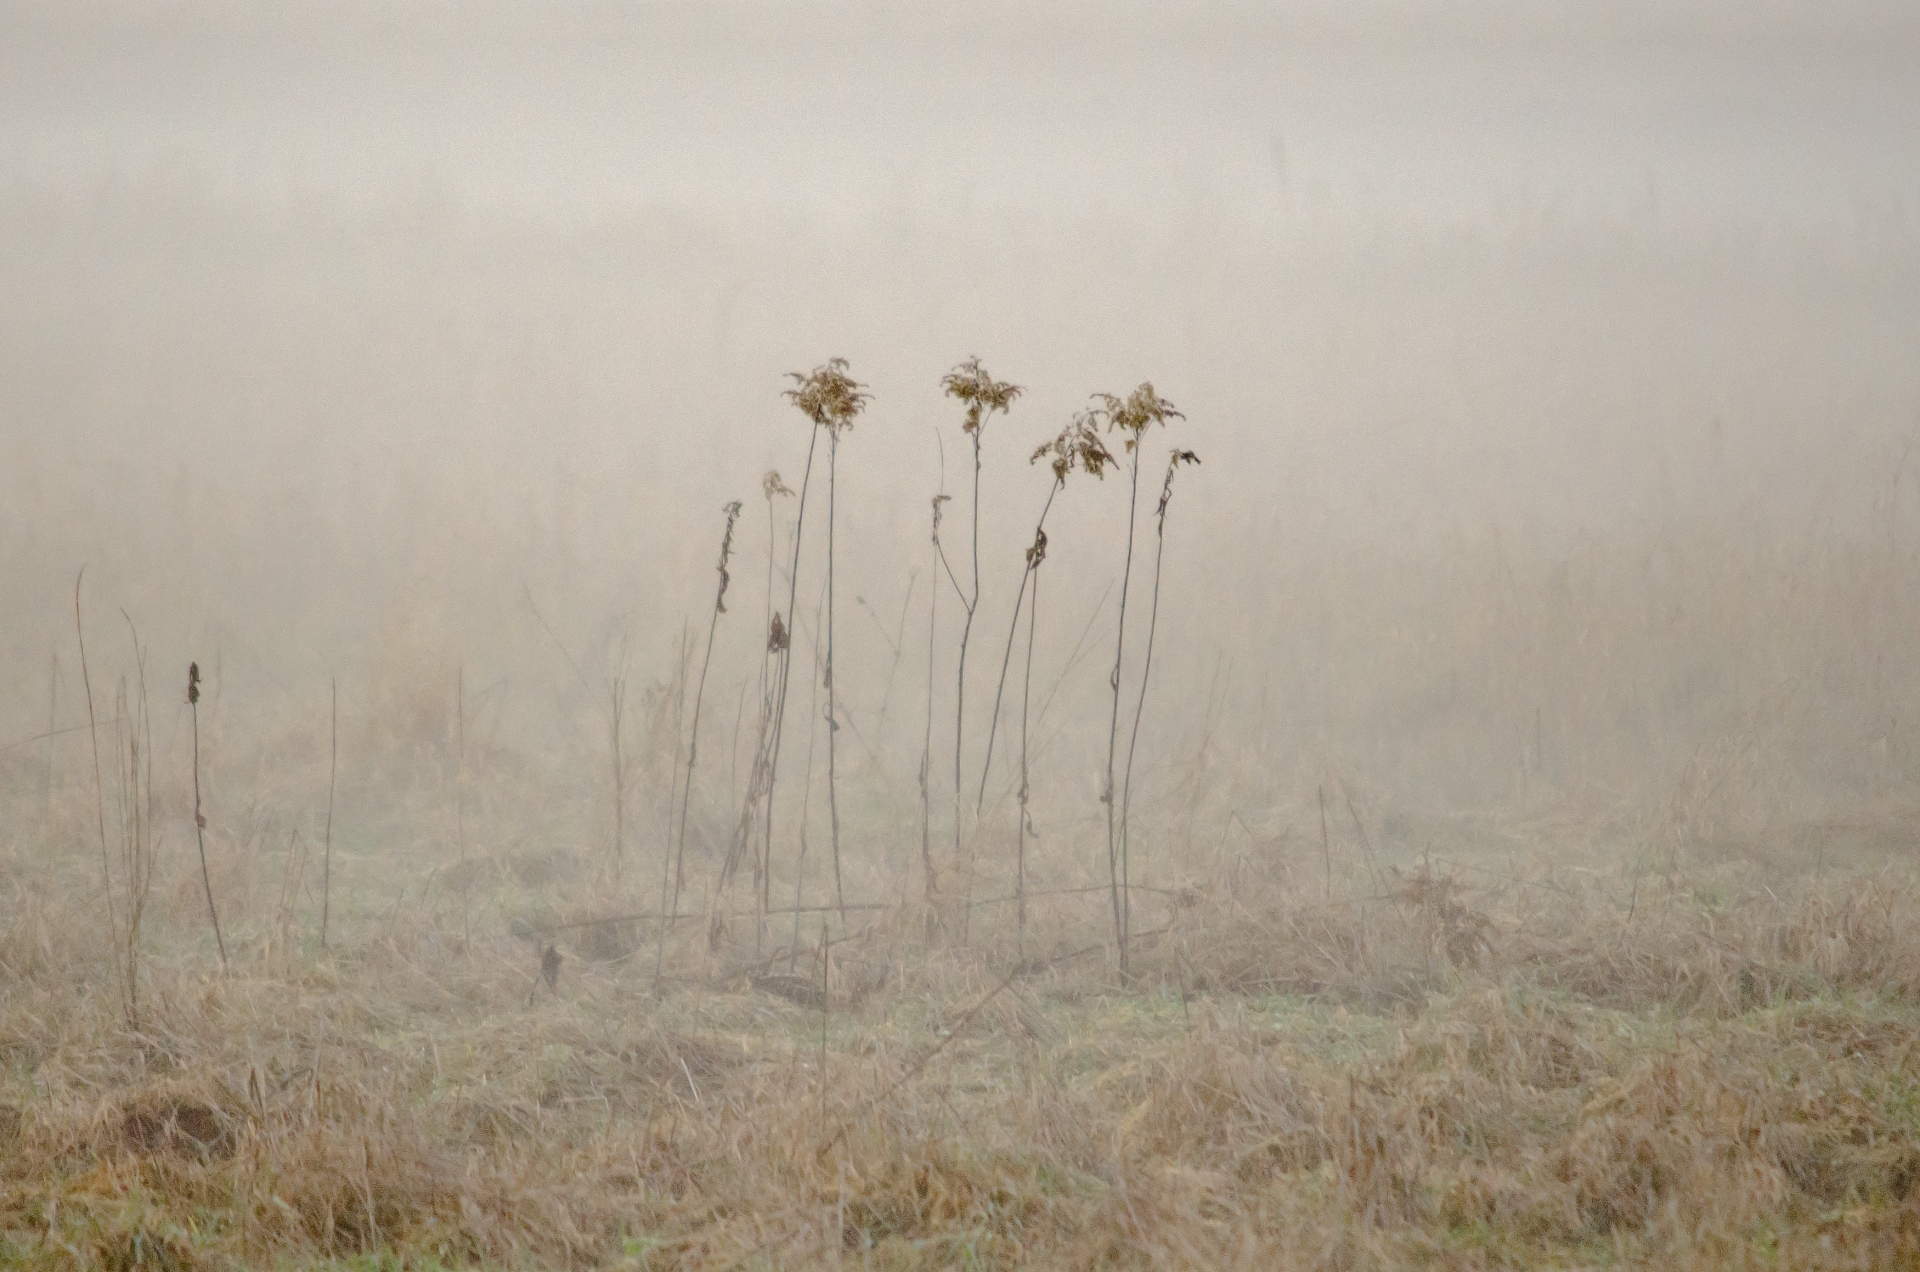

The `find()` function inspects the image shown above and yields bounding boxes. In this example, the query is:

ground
[3,812,1919,1269]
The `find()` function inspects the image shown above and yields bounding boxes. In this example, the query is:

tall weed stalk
[75,571,124,1010]
[919,495,949,909]
[657,500,741,986]
[937,358,1020,925]
[1094,384,1183,975]
[780,359,868,933]
[187,661,227,971]
[709,474,789,953]
[1117,448,1200,951]
[978,412,1113,811]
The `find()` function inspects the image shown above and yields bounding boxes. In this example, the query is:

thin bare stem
[1104,445,1141,973]
[188,662,227,972]
[322,678,336,952]
[457,668,473,950]
[937,358,1021,938]
[657,500,741,988]
[761,421,822,957]
[766,357,868,954]
[1118,449,1198,953]
[824,432,848,925]
[977,479,1060,811]
[75,570,125,1012]
[1017,557,1040,960]
[42,652,56,820]
[120,613,157,1022]
[863,578,914,763]
[916,503,949,917]
[610,673,627,872]
[789,584,827,967]
[1095,384,1181,976]
[952,424,981,918]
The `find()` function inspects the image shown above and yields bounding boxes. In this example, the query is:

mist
[4,0,1919,840]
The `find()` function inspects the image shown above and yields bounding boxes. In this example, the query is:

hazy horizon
[3,0,1918,824]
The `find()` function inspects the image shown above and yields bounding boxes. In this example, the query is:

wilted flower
[941,357,1023,435]
[784,358,870,436]
[716,500,743,613]
[1092,383,1184,452]
[1031,415,1116,483]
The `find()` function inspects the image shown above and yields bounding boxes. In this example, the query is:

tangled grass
[3,808,1919,1270]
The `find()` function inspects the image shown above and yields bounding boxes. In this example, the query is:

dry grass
[5,806,1920,1271]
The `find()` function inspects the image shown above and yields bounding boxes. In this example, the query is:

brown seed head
[784,358,870,437]
[1031,414,1115,484]
[941,357,1023,436]
[716,501,744,613]
[1093,383,1184,453]
[1025,526,1049,567]
[1156,450,1201,520]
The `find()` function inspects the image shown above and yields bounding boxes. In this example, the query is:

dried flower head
[716,500,744,613]
[1156,450,1201,519]
[941,357,1023,436]
[1092,383,1184,453]
[784,358,870,436]
[763,470,794,501]
[931,492,952,541]
[1025,525,1049,567]
[187,661,201,705]
[1031,414,1115,484]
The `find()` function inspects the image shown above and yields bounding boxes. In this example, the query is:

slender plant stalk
[760,422,821,956]
[952,420,979,903]
[920,496,947,908]
[656,500,741,987]
[1118,449,1199,947]
[1016,550,1041,960]
[1093,384,1182,976]
[789,586,827,967]
[42,652,56,820]
[75,571,127,1014]
[728,681,747,810]
[136,653,154,997]
[609,672,626,874]
[824,429,846,925]
[456,668,475,950]
[188,662,228,972]
[661,628,689,902]
[937,360,1021,933]
[864,578,914,759]
[118,614,157,1023]
[322,678,336,952]
[1319,784,1332,902]
[455,669,466,865]
[976,480,1060,811]
[707,475,789,953]
[817,920,830,1127]
[983,416,1113,949]
[767,359,867,954]
[1104,448,1140,973]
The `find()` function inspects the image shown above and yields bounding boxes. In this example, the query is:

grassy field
[4,801,1918,1270]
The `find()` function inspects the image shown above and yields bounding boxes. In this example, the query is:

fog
[4,0,1919,857]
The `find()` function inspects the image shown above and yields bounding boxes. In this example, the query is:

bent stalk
[1118,449,1200,951]
[657,499,742,987]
